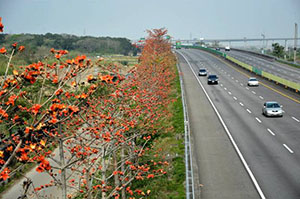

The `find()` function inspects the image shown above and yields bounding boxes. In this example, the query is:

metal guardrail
[176,62,195,199]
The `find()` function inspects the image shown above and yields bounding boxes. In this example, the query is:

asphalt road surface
[224,49,300,84]
[177,48,300,199]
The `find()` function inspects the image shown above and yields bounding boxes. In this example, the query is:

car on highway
[225,46,230,51]
[198,68,207,76]
[215,47,220,51]
[207,74,218,84]
[247,77,259,86]
[262,101,283,117]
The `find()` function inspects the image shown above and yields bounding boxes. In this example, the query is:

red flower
[0,47,6,54]
[0,17,4,32]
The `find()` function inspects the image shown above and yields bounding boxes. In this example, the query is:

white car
[248,77,259,86]
[198,68,207,76]
[225,46,230,51]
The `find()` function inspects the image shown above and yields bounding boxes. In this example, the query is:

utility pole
[294,23,298,64]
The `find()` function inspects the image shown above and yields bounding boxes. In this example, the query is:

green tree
[272,43,285,58]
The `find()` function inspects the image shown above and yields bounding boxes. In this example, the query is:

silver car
[262,101,283,117]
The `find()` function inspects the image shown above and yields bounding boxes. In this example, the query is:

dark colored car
[198,68,207,76]
[207,74,218,84]
[215,47,220,51]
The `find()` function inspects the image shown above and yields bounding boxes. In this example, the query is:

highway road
[224,49,300,84]
[177,48,300,199]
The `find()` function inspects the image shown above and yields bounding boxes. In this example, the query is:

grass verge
[131,65,185,198]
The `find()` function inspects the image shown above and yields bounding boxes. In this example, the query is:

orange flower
[31,104,42,115]
[0,168,10,181]
[55,54,61,59]
[6,146,13,152]
[71,81,77,87]
[40,139,46,146]
[0,17,4,32]
[0,108,8,119]
[18,46,25,52]
[6,95,18,106]
[0,47,6,54]
[12,42,18,48]
[13,70,19,76]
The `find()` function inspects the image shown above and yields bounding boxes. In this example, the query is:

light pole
[294,23,298,64]
[261,34,265,54]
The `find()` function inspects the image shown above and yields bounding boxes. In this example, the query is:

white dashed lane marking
[246,109,252,114]
[267,128,275,136]
[255,117,262,123]
[233,96,237,100]
[259,96,264,100]
[246,87,249,90]
[239,102,244,107]
[228,92,232,95]
[292,117,300,122]
[252,91,256,94]
[283,144,294,154]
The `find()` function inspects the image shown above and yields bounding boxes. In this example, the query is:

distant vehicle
[207,74,218,84]
[248,77,259,86]
[225,46,230,51]
[198,68,207,76]
[262,101,283,117]
[215,47,220,51]
[176,41,181,49]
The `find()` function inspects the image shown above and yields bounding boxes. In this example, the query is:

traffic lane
[187,49,300,119]
[176,51,260,199]
[180,49,300,198]
[226,50,300,76]
[210,88,300,199]
[185,49,300,154]
[225,50,300,83]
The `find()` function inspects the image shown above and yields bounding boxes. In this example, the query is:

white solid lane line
[267,128,275,136]
[283,144,294,154]
[292,117,300,122]
[255,117,262,123]
[246,109,252,114]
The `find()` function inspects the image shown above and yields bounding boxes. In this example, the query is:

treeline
[0,33,137,63]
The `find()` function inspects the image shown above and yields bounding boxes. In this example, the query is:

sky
[0,0,299,41]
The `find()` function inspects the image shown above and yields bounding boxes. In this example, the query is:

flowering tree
[1,17,176,199]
